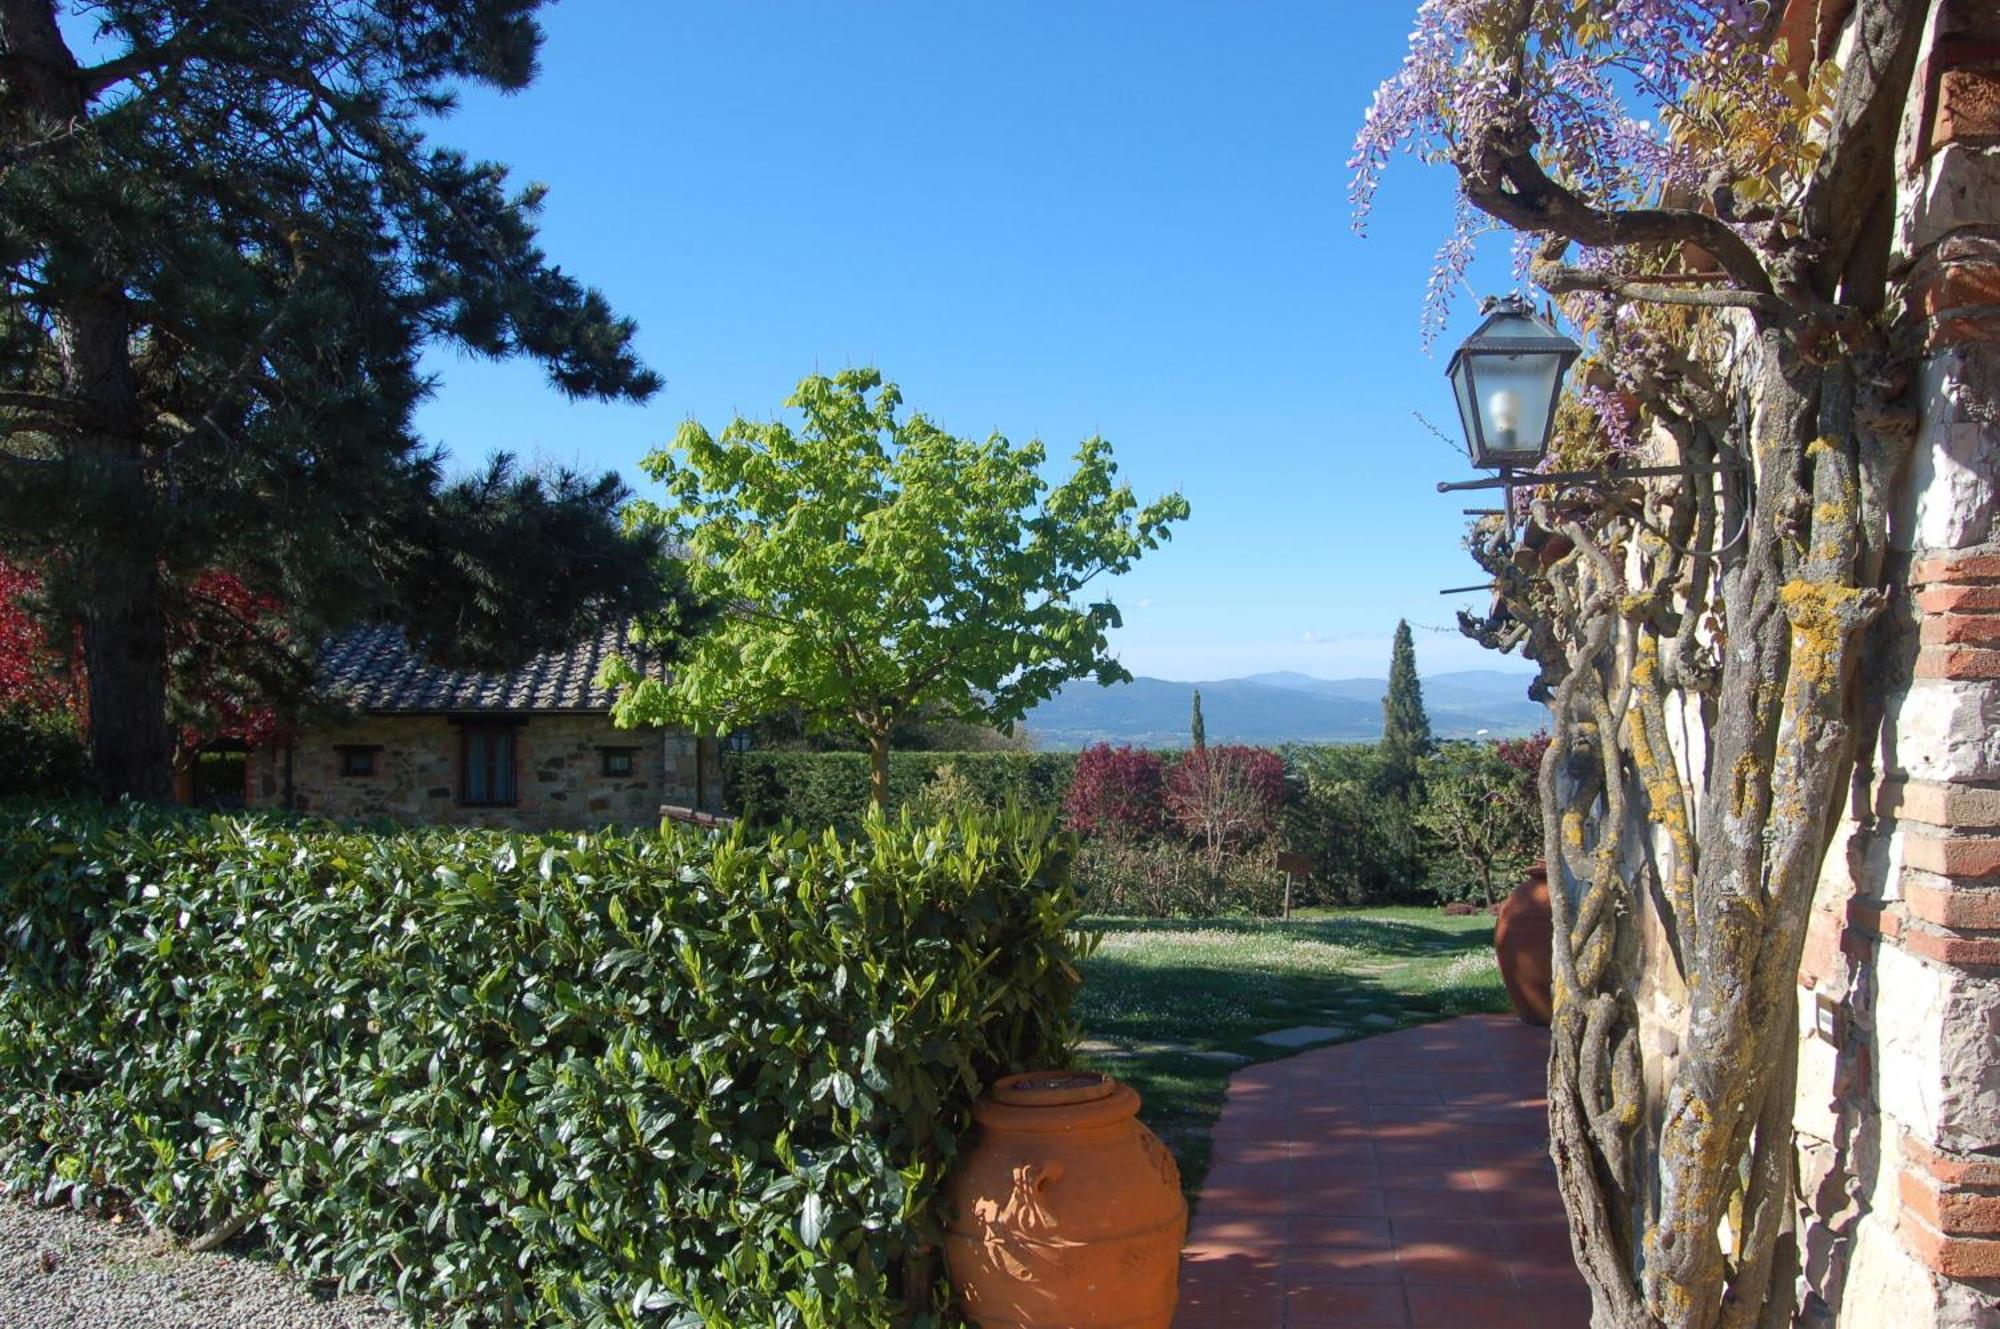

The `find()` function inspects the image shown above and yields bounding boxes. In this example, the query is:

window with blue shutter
[461,726,518,807]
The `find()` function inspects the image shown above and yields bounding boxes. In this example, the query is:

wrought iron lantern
[1444,294,1580,470]
[1432,295,1751,598]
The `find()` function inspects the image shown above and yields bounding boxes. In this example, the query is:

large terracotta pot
[1495,860,1554,1026]
[945,1071,1186,1328]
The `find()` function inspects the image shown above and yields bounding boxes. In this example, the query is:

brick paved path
[1175,1014,1592,1327]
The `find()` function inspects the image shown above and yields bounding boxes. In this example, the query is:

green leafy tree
[1189,688,1206,751]
[1413,741,1539,906]
[606,368,1189,812]
[0,3,669,800]
[1379,619,1432,792]
[1284,743,1426,905]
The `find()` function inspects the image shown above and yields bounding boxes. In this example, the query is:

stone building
[243,622,723,830]
[1784,3,2000,1325]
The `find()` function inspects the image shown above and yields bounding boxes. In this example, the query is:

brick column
[1901,1138,2000,1281]
[1793,4,2000,1325]
[1859,551,2000,1307]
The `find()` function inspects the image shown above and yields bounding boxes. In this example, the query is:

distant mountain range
[1022,669,1545,750]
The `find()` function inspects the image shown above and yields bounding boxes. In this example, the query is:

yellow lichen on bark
[1564,808,1588,850]
[1730,751,1763,820]
[1779,580,1866,693]
[1626,638,1698,954]
[1810,498,1853,565]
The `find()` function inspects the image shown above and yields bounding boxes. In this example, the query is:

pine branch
[0,389,85,415]
[77,34,203,97]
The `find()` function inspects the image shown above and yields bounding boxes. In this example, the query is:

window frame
[599,746,637,778]
[336,745,379,778]
[458,724,521,808]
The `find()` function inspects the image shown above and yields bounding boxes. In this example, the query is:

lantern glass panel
[1468,349,1560,466]
[1449,356,1481,465]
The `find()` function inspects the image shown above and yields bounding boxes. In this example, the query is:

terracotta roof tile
[317,621,656,713]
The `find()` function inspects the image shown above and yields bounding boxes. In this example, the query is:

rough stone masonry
[1788,2,2000,1325]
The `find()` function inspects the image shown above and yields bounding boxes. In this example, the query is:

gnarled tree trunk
[1429,3,1940,1324]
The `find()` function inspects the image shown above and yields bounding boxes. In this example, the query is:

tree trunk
[865,729,891,816]
[2,2,171,800]
[1514,331,1896,1329]
[82,573,174,802]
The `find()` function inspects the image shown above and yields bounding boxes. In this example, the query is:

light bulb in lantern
[1488,388,1521,450]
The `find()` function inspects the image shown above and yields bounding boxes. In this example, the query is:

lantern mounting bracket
[1434,460,1738,495]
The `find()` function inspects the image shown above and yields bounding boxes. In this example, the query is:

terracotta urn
[1494,860,1555,1026]
[945,1071,1186,1328]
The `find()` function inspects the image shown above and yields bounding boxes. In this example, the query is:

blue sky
[411,1,1536,683]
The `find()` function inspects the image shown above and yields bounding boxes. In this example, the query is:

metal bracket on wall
[1434,461,1737,495]
[1432,455,1750,597]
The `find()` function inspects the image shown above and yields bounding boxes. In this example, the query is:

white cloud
[1298,631,1329,644]
[1136,597,1154,609]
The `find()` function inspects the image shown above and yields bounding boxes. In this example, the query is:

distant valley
[1022,669,1545,750]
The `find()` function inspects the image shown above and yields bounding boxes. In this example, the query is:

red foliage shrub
[1164,745,1286,858]
[174,570,287,748]
[1495,732,1552,776]
[0,562,80,715]
[1063,744,1168,839]
[3,559,288,748]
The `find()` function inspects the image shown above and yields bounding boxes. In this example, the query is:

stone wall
[244,712,723,832]
[1787,3,2000,1324]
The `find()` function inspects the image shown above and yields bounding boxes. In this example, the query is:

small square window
[338,747,377,778]
[601,748,636,778]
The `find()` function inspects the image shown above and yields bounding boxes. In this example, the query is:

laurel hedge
[0,706,92,797]
[0,804,1087,1327]
[723,751,1079,835]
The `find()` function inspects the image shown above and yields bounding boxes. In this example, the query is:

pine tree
[0,4,672,799]
[1190,689,1207,752]
[1379,620,1432,791]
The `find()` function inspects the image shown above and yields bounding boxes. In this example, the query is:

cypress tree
[0,3,673,799]
[1190,689,1207,752]
[1380,620,1432,790]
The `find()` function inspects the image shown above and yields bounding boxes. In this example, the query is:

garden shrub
[1163,745,1285,860]
[0,803,1087,1327]
[1281,743,1429,905]
[1072,837,1286,918]
[724,750,1077,833]
[1414,740,1541,906]
[1061,744,1167,840]
[0,705,92,796]
[902,761,988,824]
[723,741,1539,910]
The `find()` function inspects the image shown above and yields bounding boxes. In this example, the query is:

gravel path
[0,1194,397,1329]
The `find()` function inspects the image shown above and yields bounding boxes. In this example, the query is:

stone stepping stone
[1254,1025,1351,1049]
[1085,1038,1235,1060]
[1360,1013,1399,1028]
[1185,1049,1253,1064]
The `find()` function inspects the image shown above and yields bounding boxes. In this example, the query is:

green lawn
[1071,907,1509,1202]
